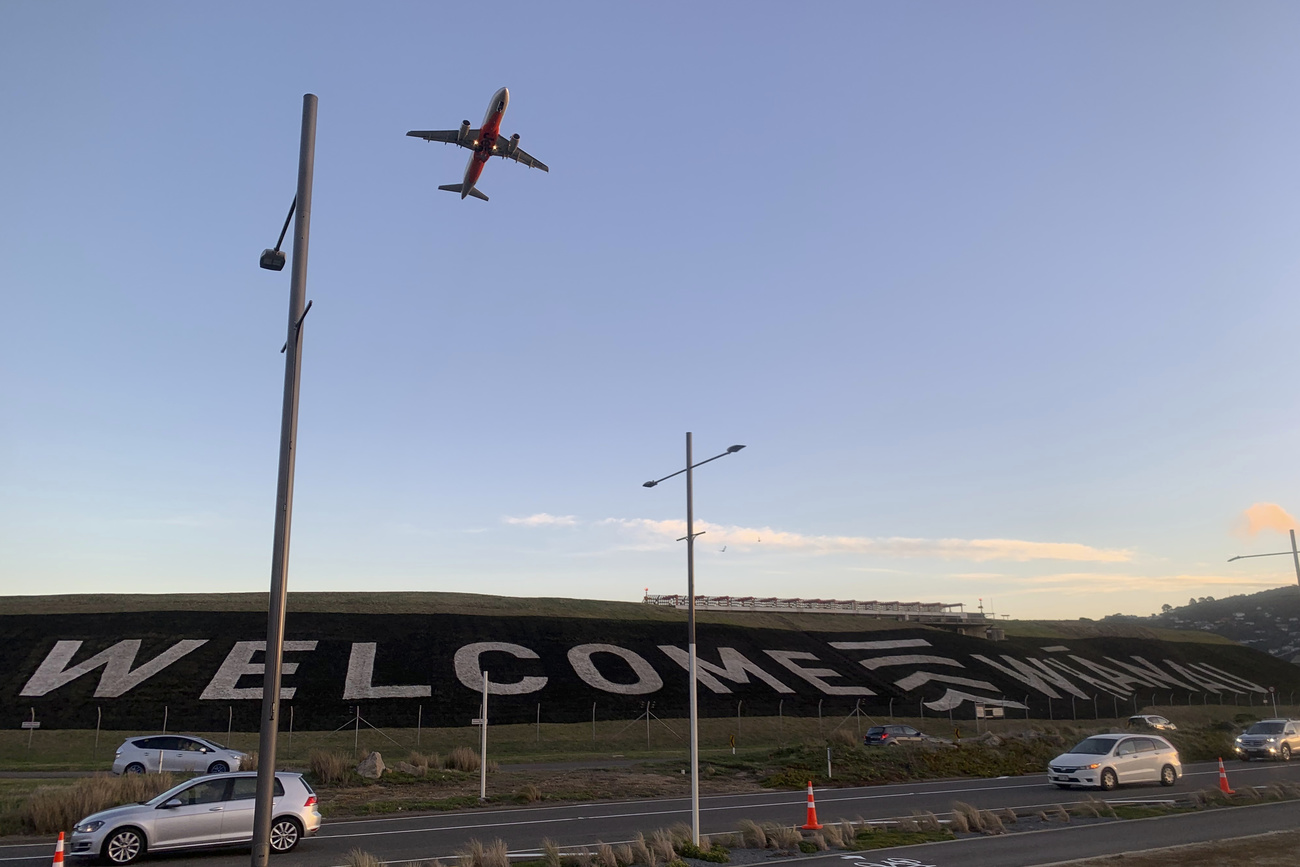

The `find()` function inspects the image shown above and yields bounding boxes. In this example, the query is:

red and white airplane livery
[407,86,548,202]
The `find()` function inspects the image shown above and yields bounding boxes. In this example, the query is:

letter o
[454,642,548,695]
[567,644,663,695]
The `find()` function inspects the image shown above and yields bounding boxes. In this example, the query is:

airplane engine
[458,120,471,143]
[507,133,520,155]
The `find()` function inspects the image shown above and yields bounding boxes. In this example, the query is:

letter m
[21,640,207,698]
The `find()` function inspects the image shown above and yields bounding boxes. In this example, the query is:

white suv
[112,735,247,775]
[1234,719,1300,761]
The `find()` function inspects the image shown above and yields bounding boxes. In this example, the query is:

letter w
[21,640,207,698]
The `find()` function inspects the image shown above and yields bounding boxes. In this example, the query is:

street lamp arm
[642,445,746,488]
[1227,551,1294,562]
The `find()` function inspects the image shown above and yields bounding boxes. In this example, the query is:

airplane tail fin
[437,183,489,202]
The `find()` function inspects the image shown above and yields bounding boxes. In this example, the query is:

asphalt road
[3,759,1298,867]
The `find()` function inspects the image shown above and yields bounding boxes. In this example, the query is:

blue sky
[5,1,1300,619]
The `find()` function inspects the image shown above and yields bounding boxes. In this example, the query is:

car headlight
[73,821,104,834]
[1087,763,1100,769]
[1235,737,1243,744]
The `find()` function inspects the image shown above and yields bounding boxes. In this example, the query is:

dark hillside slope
[1,594,1294,731]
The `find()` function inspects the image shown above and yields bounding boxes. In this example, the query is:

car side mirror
[161,799,183,809]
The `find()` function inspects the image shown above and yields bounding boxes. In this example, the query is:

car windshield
[1247,722,1286,735]
[1069,737,1118,755]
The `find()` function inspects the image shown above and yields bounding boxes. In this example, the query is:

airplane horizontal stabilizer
[437,183,489,202]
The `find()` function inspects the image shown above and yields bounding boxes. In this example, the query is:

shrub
[345,849,383,867]
[615,843,634,866]
[517,784,542,803]
[675,840,728,862]
[952,802,983,833]
[650,829,675,862]
[309,750,351,786]
[22,773,177,835]
[447,746,481,772]
[457,839,486,867]
[597,842,617,867]
[241,751,259,772]
[482,840,509,867]
[797,841,818,854]
[764,824,802,849]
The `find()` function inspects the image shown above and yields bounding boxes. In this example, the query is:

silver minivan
[69,772,320,864]
[111,735,247,775]
[1048,733,1181,790]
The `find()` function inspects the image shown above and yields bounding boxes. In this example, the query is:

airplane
[406,86,548,202]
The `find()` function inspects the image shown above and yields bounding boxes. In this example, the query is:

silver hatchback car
[111,735,246,775]
[69,772,320,864]
[1048,733,1181,790]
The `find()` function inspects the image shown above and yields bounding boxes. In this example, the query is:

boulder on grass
[357,751,386,779]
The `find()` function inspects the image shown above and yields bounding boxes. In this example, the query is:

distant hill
[1106,585,1300,663]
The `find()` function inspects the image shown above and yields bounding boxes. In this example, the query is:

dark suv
[864,724,929,746]
[1234,719,1300,761]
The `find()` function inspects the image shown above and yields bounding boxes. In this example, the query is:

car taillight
[304,795,317,808]
[881,732,889,739]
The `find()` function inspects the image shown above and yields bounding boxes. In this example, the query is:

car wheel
[124,763,146,775]
[1160,764,1177,786]
[1099,768,1118,791]
[102,828,146,865]
[207,761,229,774]
[268,817,302,853]
[1282,745,1292,762]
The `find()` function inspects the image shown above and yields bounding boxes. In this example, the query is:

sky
[5,1,1300,620]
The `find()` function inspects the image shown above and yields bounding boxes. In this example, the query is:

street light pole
[1227,528,1300,592]
[685,432,699,847]
[251,93,317,867]
[643,435,745,845]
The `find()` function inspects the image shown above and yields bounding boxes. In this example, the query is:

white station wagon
[112,735,247,775]
[1048,733,1181,790]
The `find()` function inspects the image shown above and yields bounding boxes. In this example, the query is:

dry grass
[309,750,351,785]
[542,838,561,867]
[650,829,675,862]
[447,746,481,772]
[980,810,1005,835]
[807,832,828,850]
[22,773,176,834]
[241,751,258,771]
[615,843,634,866]
[344,849,383,867]
[831,728,859,747]
[764,823,802,849]
[949,809,969,833]
[517,783,542,803]
[408,751,443,773]
[596,842,618,867]
[912,811,942,832]
[736,819,766,849]
[632,833,656,866]
[455,839,508,867]
[952,801,983,833]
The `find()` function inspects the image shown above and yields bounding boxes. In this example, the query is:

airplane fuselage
[461,87,509,197]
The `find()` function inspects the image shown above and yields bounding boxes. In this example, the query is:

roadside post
[22,709,38,749]
[474,672,489,801]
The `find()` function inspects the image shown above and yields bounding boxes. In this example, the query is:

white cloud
[602,518,1130,563]
[503,513,578,527]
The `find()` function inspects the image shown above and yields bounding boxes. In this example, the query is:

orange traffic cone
[1217,757,1234,795]
[800,780,823,830]
[52,832,64,867]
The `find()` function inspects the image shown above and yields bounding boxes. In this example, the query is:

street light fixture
[642,434,745,845]
[1228,528,1300,591]
[251,93,317,867]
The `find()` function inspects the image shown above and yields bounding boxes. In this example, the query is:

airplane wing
[406,129,478,148]
[500,146,549,172]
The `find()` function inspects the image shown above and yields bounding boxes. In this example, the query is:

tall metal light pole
[1228,528,1300,591]
[643,435,745,844]
[251,93,317,867]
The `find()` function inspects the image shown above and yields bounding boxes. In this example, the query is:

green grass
[847,828,955,849]
[1110,804,1201,819]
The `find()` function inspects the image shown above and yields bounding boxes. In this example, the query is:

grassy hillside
[0,592,950,634]
[0,593,1241,643]
[1000,619,1236,644]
